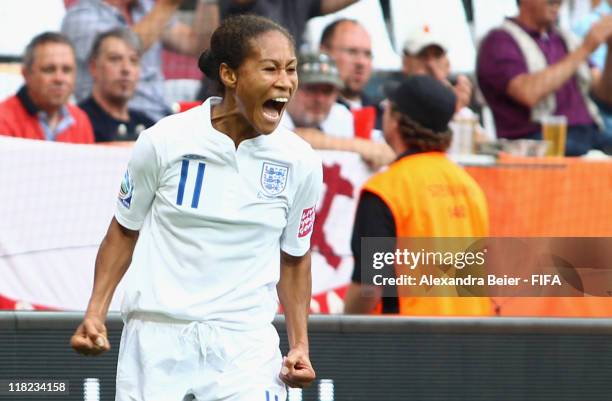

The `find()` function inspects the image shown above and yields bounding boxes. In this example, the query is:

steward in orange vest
[344,75,492,316]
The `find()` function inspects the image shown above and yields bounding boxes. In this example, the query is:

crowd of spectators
[2,0,612,158]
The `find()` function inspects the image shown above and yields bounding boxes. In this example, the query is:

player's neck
[211,101,258,148]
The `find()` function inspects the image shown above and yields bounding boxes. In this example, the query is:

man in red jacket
[0,32,94,143]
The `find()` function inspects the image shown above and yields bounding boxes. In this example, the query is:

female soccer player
[70,15,322,400]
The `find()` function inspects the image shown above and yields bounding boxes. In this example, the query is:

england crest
[260,162,289,195]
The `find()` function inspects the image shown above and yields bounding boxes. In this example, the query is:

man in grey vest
[477,0,612,156]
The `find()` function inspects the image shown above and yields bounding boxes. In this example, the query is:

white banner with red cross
[0,137,373,313]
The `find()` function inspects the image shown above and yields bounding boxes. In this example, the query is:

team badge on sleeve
[261,162,289,195]
[118,169,134,209]
[298,207,316,238]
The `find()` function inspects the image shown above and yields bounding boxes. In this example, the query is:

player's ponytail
[198,49,219,81]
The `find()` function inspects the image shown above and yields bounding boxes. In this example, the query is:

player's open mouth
[262,97,289,122]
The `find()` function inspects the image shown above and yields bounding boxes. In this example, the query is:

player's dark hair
[23,32,75,70]
[320,18,360,49]
[198,14,295,93]
[390,102,452,153]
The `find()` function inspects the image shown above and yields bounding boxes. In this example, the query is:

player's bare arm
[70,217,138,356]
[277,250,316,388]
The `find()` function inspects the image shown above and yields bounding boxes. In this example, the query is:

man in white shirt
[285,51,393,169]
[319,19,374,111]
[402,28,472,113]
[284,52,354,138]
[402,28,485,152]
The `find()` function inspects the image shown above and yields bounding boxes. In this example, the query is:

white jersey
[115,97,323,330]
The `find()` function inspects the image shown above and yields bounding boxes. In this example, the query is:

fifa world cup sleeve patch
[118,169,134,209]
[298,206,316,238]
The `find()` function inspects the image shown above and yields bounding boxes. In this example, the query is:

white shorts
[115,312,287,401]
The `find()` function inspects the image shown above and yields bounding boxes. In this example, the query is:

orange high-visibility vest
[363,152,493,316]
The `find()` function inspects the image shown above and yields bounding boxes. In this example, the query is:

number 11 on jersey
[176,159,206,208]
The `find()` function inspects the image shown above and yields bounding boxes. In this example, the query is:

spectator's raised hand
[584,14,612,53]
[453,74,473,111]
[424,54,449,82]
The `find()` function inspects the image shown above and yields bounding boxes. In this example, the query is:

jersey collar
[201,97,281,148]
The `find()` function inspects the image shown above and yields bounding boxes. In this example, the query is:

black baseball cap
[383,75,456,133]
